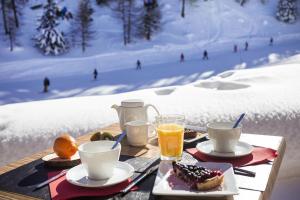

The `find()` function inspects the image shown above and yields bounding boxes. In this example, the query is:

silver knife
[35,169,68,189]
[234,167,256,177]
[120,164,159,195]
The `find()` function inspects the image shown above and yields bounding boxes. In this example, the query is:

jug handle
[145,104,160,116]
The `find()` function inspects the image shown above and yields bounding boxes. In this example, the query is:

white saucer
[66,162,134,188]
[196,141,253,158]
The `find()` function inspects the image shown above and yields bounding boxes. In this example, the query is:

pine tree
[115,0,136,45]
[137,2,161,40]
[1,0,9,34]
[1,0,21,51]
[7,11,16,51]
[276,0,297,23]
[11,0,18,28]
[75,0,93,52]
[181,0,185,18]
[35,0,67,55]
[1,0,19,34]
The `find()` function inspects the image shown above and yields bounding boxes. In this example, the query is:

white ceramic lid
[121,99,144,107]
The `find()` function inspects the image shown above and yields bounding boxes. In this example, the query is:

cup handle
[145,104,160,116]
[148,123,156,138]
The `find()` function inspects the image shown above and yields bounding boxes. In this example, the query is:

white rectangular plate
[152,161,239,197]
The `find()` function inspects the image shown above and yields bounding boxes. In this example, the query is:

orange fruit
[53,134,78,159]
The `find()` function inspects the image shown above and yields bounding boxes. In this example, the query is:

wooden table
[0,123,286,200]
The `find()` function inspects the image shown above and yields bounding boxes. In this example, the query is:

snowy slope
[1,0,300,105]
[0,35,299,105]
[1,0,300,60]
[1,54,300,178]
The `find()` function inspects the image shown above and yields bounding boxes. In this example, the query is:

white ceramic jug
[111,99,159,131]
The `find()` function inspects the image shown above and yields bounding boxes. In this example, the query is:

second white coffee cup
[207,122,241,153]
[125,120,155,146]
[78,141,121,180]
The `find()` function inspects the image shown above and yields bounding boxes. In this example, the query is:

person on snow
[65,11,73,20]
[244,41,249,51]
[269,37,274,46]
[136,60,142,70]
[60,6,67,19]
[43,77,50,93]
[180,53,184,62]
[234,44,238,53]
[202,50,208,60]
[93,69,98,80]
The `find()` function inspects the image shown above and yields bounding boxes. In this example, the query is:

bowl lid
[121,99,144,107]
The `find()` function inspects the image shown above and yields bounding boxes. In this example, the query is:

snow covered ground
[1,54,300,199]
[1,0,300,105]
[1,36,300,105]
[1,0,300,60]
[0,0,300,199]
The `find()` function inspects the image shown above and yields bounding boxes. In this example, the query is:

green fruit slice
[90,132,102,141]
[101,132,115,141]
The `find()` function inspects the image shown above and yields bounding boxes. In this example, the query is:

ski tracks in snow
[221,3,258,40]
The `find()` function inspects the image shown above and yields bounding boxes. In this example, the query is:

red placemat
[186,146,277,167]
[48,171,136,200]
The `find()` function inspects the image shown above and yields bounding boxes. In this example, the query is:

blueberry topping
[173,162,222,184]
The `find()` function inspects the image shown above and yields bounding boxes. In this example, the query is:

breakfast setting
[0,99,284,200]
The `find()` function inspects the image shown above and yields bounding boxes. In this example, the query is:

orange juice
[156,123,184,159]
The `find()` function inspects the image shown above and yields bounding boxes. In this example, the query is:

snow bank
[1,54,300,182]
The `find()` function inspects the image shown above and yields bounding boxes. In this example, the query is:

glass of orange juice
[155,114,185,160]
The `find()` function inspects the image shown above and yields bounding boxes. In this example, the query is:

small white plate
[184,125,207,144]
[184,133,207,143]
[66,162,134,188]
[196,141,253,158]
[152,161,239,196]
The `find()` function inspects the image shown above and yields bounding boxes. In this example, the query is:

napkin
[48,171,136,200]
[186,146,277,167]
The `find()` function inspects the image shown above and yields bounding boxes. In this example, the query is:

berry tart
[172,161,224,191]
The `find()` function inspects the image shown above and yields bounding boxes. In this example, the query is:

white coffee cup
[207,122,241,153]
[78,141,121,180]
[125,120,155,146]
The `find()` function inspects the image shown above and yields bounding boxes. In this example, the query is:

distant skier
[234,44,238,53]
[65,11,73,20]
[136,60,141,70]
[244,41,249,51]
[269,37,274,46]
[202,50,208,60]
[180,53,184,62]
[43,77,50,93]
[60,7,67,19]
[93,69,98,80]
